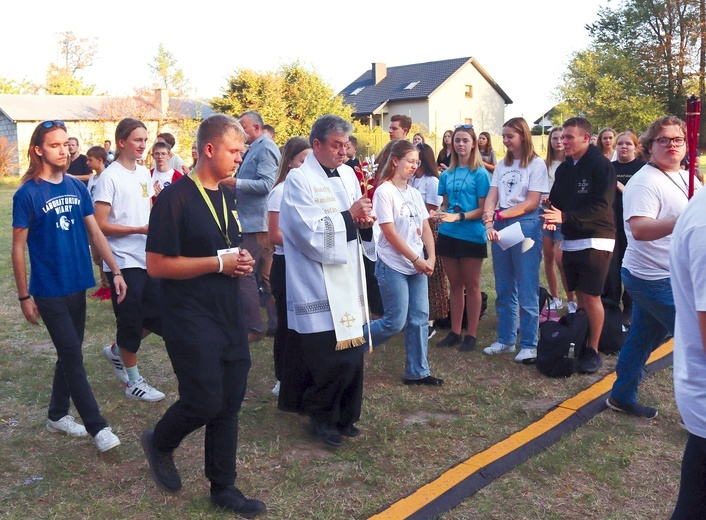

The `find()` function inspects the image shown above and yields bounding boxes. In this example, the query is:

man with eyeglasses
[542,117,617,374]
[149,141,183,202]
[278,114,375,448]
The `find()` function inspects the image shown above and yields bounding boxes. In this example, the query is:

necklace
[391,181,422,236]
[648,162,689,199]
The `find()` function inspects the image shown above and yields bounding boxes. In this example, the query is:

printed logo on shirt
[59,215,72,231]
[141,182,149,197]
[578,178,589,194]
[499,169,522,197]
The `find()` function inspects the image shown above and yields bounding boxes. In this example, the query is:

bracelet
[495,209,503,221]
[113,272,123,277]
[411,255,420,263]
[18,295,31,301]
[217,255,224,274]
[458,212,466,221]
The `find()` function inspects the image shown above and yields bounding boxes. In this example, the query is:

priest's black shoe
[338,424,361,437]
[310,418,343,447]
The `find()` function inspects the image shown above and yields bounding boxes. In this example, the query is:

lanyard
[192,172,232,248]
[648,162,689,200]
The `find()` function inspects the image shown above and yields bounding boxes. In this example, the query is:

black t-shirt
[612,159,646,243]
[146,176,245,345]
[67,154,92,182]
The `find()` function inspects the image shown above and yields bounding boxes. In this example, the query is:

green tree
[148,44,191,97]
[558,0,700,130]
[45,31,97,95]
[211,61,352,144]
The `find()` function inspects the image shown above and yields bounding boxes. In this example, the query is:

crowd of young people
[11,110,706,517]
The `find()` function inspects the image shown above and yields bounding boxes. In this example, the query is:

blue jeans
[491,213,542,350]
[610,268,674,405]
[367,259,430,380]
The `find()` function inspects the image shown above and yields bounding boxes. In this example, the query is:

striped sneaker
[125,378,165,402]
[103,344,128,385]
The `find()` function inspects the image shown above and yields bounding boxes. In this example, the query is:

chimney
[154,88,169,116]
[372,63,387,85]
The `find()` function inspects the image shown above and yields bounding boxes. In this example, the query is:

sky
[3,0,608,124]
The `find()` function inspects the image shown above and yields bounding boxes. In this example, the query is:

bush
[0,136,18,177]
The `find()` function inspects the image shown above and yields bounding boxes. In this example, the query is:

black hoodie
[548,144,616,241]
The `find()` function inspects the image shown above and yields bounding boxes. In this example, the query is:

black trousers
[279,329,364,428]
[153,330,251,488]
[270,254,287,381]
[673,432,706,519]
[35,291,108,436]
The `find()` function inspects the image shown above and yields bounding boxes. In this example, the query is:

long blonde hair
[502,117,537,168]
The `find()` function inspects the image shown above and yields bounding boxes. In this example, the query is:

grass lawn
[0,183,685,519]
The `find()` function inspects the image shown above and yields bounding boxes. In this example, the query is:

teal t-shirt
[438,166,491,244]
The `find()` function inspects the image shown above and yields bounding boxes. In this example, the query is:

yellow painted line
[369,340,674,520]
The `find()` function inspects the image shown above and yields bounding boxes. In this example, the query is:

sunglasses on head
[40,120,66,129]
[455,124,473,130]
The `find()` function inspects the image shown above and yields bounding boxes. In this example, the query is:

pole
[686,95,701,199]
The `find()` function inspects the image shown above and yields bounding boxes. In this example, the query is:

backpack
[536,309,589,378]
[599,297,627,355]
[539,286,560,323]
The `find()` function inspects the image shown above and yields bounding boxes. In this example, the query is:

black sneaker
[140,430,182,492]
[211,486,266,518]
[310,418,343,447]
[428,326,437,340]
[459,335,476,352]
[403,375,444,386]
[338,424,361,437]
[577,348,603,374]
[436,331,462,348]
[606,398,658,419]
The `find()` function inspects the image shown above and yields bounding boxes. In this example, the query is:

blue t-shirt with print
[438,166,491,244]
[12,175,96,297]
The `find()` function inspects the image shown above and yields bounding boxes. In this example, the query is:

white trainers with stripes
[103,344,128,385]
[125,378,165,402]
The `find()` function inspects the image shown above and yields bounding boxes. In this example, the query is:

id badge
[217,247,240,257]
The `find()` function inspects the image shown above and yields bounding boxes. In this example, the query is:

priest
[279,114,375,448]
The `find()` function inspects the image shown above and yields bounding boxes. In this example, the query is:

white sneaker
[46,415,88,437]
[550,297,564,311]
[103,344,128,385]
[125,378,165,402]
[514,348,537,363]
[94,427,120,452]
[567,301,578,313]
[482,341,516,355]
[271,380,281,396]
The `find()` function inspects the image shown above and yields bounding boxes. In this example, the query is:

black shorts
[436,233,487,259]
[562,249,612,296]
[107,268,162,353]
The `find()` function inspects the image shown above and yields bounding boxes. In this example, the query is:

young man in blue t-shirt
[11,120,126,452]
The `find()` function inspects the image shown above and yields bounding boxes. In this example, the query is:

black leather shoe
[338,424,361,437]
[403,375,444,386]
[310,418,343,447]
[211,486,266,518]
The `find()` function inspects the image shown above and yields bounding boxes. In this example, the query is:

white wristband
[217,255,224,274]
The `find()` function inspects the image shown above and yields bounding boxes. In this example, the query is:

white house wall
[428,63,507,154]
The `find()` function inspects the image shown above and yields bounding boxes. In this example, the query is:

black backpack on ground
[536,309,589,378]
[599,297,627,355]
